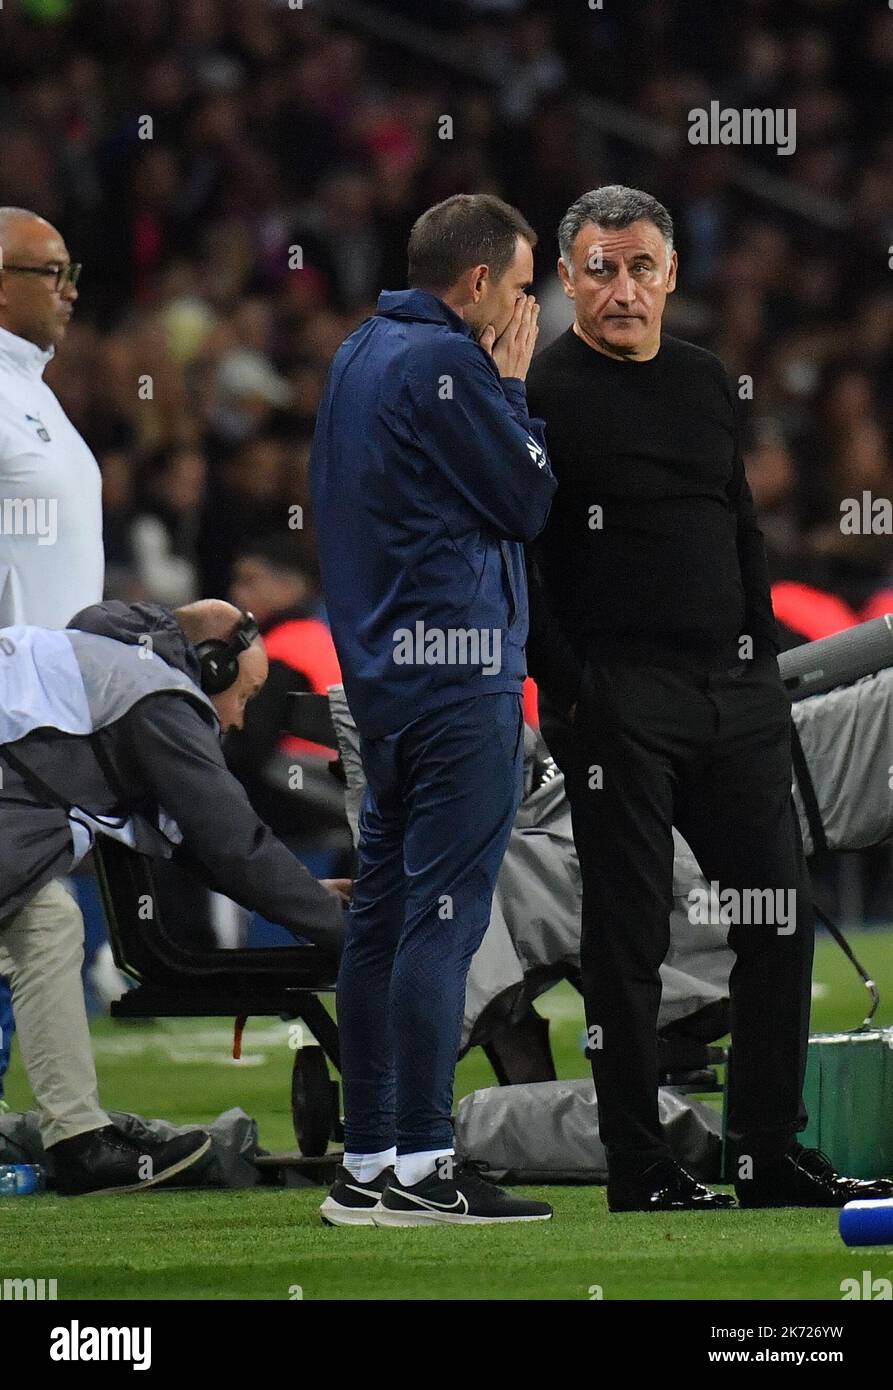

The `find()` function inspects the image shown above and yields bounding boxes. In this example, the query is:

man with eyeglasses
[0,207,101,1125]
[0,207,96,626]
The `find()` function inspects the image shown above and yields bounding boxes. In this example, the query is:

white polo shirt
[0,324,103,627]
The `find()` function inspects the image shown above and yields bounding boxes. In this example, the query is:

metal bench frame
[93,836,341,1155]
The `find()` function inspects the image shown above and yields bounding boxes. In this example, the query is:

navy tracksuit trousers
[338,691,524,1156]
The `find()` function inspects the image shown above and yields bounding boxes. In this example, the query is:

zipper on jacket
[500,540,520,632]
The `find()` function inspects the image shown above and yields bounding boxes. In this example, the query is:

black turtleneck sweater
[525,328,779,708]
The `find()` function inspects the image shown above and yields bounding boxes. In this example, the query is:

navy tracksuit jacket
[311,289,556,737]
[310,288,557,1154]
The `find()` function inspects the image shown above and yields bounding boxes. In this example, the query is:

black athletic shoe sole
[373,1206,552,1226]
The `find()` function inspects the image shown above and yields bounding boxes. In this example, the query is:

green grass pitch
[3,929,893,1301]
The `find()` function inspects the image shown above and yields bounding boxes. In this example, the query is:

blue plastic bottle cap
[839,1198,893,1247]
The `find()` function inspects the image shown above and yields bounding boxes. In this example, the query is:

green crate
[722,1029,893,1180]
[800,1030,893,1178]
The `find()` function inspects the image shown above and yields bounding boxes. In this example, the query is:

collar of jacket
[375,289,476,340]
[0,323,55,379]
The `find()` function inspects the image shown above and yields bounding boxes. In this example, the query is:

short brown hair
[407,194,537,293]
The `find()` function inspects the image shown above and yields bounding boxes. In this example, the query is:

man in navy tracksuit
[311,194,557,1226]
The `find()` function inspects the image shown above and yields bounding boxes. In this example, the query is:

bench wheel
[291,1047,334,1156]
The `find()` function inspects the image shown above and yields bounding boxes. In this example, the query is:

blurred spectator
[129,445,207,605]
[198,432,289,596]
[0,0,889,939]
[0,0,887,614]
[225,534,346,854]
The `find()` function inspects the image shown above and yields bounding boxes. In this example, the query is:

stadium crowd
[2,0,893,1210]
[1,0,891,619]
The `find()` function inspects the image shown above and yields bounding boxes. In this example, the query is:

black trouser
[541,656,814,1179]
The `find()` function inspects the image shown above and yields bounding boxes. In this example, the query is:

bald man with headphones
[0,598,349,1195]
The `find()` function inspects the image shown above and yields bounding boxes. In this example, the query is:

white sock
[343,1147,396,1183]
[396,1148,455,1188]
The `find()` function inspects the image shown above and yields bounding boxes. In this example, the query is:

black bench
[93,835,343,1157]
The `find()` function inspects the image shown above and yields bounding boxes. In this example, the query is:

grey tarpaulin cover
[790,668,893,855]
[328,673,893,1050]
[328,684,733,1050]
[0,1107,265,1188]
[328,675,892,1179]
[453,1078,723,1183]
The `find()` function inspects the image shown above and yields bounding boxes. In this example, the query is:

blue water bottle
[0,1164,46,1196]
[840,1199,893,1246]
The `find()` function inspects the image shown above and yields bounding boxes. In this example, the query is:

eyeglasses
[1,262,82,292]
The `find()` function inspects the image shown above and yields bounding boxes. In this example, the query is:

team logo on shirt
[526,435,546,468]
[25,413,51,442]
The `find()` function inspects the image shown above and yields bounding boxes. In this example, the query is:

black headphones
[195,611,260,695]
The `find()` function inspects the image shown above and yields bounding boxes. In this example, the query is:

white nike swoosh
[345,1182,380,1199]
[395,1190,469,1214]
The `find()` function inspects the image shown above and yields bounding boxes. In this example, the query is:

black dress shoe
[607,1158,735,1213]
[49,1124,211,1196]
[736,1144,893,1209]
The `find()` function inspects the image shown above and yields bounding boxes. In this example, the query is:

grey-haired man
[526,184,893,1212]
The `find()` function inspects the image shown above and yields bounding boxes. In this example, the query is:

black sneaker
[736,1144,893,1209]
[49,1124,211,1196]
[374,1158,552,1226]
[320,1164,393,1227]
[608,1158,735,1213]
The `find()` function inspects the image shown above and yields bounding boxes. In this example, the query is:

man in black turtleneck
[525,185,893,1213]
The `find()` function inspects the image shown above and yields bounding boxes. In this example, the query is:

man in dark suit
[526,184,893,1212]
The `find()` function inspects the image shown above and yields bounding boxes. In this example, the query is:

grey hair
[558,185,674,275]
